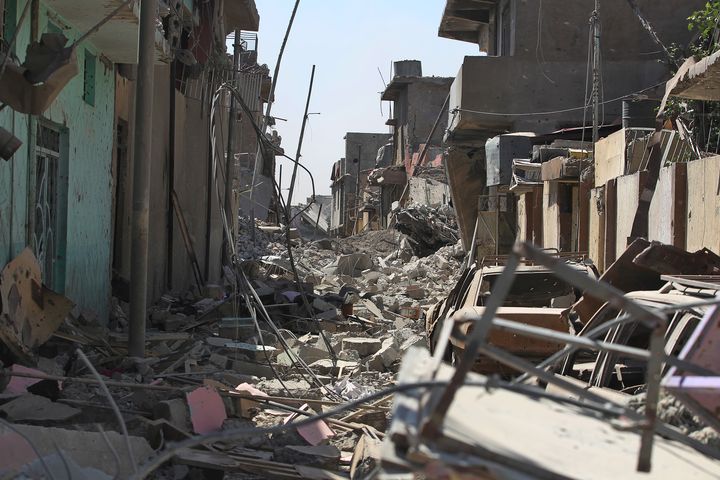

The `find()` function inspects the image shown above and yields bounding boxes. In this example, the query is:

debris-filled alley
[2,0,720,479]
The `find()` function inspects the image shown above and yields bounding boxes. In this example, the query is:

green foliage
[688,1,720,56]
[660,2,720,158]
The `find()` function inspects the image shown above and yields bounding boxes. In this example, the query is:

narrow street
[1,1,720,478]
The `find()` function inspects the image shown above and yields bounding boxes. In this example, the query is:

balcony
[45,0,171,63]
[446,55,669,144]
[438,0,498,49]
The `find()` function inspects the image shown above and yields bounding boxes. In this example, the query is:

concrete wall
[0,1,115,320]
[113,66,226,304]
[542,181,559,250]
[445,145,488,249]
[648,162,686,249]
[615,172,643,259]
[588,187,605,271]
[510,0,706,63]
[405,78,452,148]
[330,133,391,236]
[407,177,450,207]
[448,56,668,139]
[686,156,720,254]
[584,157,719,271]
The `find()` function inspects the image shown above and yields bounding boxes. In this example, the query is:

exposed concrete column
[128,0,158,358]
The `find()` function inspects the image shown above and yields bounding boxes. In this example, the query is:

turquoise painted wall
[0,0,115,320]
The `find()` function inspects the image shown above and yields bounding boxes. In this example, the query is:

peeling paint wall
[0,1,115,320]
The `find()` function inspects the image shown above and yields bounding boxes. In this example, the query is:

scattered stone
[341,337,382,357]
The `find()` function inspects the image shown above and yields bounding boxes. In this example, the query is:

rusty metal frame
[420,242,672,472]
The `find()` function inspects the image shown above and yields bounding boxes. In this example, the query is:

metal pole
[249,0,301,233]
[592,0,601,148]
[167,60,176,288]
[354,145,361,235]
[286,64,316,208]
[224,29,240,265]
[128,0,158,358]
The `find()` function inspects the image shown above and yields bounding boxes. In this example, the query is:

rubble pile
[393,203,459,256]
[4,216,720,478]
[0,215,465,478]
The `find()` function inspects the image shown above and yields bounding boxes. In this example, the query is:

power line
[452,81,666,118]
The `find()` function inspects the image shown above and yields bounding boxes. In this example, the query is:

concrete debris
[394,203,459,257]
[3,198,719,480]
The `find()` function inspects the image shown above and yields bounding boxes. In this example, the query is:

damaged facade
[0,0,270,322]
[438,0,708,257]
[3,1,720,479]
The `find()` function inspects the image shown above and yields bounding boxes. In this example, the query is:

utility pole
[250,0,301,237]
[286,65,316,208]
[224,29,240,265]
[592,0,601,148]
[354,145,362,235]
[128,0,158,358]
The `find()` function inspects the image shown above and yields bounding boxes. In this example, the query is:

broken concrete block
[394,316,414,330]
[338,349,360,362]
[231,360,275,379]
[308,359,358,376]
[376,337,401,368]
[336,253,373,276]
[341,337,382,357]
[277,344,330,367]
[399,333,426,352]
[0,394,80,422]
[0,423,153,478]
[365,354,384,372]
[153,398,190,431]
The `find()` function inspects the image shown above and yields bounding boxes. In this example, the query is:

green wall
[0,0,115,320]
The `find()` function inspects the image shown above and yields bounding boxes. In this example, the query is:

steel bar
[286,64,316,207]
[129,0,159,358]
[223,30,240,265]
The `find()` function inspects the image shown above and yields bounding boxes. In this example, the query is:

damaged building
[0,0,270,322]
[438,0,708,258]
[2,1,720,479]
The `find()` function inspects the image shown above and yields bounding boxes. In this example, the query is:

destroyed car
[557,277,713,398]
[426,253,596,374]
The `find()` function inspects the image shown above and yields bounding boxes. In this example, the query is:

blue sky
[241,0,479,203]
